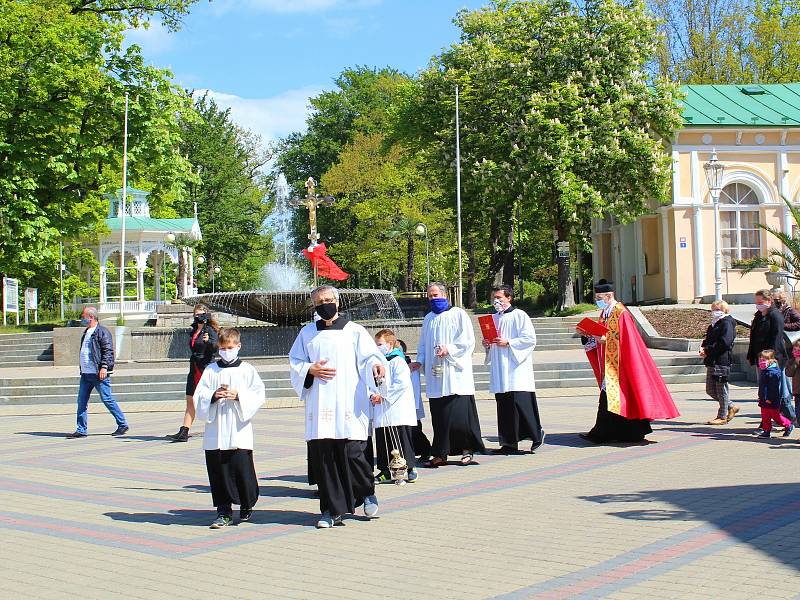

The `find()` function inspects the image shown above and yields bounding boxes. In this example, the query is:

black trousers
[375,425,417,474]
[205,449,259,516]
[307,439,375,517]
[586,391,652,443]
[495,391,545,449]
[429,394,486,457]
[412,420,432,459]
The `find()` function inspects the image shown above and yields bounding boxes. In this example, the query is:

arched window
[720,182,760,263]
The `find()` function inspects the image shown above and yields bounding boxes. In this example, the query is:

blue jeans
[76,373,127,434]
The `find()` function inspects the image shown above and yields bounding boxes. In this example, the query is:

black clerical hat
[593,279,614,293]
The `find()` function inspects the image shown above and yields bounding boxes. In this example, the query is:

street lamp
[196,255,205,294]
[213,265,221,293]
[415,223,430,287]
[704,149,726,301]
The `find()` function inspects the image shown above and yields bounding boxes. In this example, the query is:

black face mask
[315,302,337,321]
[194,313,209,324]
[774,300,783,308]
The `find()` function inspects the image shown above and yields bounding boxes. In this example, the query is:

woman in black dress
[167,304,220,442]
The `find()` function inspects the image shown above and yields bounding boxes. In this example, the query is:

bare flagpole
[455,84,463,307]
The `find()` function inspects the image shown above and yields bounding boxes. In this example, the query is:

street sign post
[2,277,20,326]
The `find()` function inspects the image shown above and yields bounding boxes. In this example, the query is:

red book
[576,317,608,337]
[478,315,499,342]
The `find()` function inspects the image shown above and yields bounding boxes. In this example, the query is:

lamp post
[213,265,221,293]
[415,223,430,287]
[196,255,205,293]
[455,84,464,307]
[704,149,726,301]
[119,92,130,323]
[59,241,65,321]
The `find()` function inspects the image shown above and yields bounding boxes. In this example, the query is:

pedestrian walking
[700,300,738,425]
[66,307,128,438]
[167,303,220,442]
[755,349,794,439]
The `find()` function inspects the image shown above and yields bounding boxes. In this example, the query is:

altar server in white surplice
[411,282,485,468]
[483,285,544,455]
[193,328,265,529]
[289,285,386,529]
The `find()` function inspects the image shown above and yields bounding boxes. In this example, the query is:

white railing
[70,301,168,315]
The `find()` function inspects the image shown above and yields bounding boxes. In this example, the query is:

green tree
[320,132,455,291]
[650,0,800,83]
[177,93,274,292]
[0,0,194,289]
[395,0,682,309]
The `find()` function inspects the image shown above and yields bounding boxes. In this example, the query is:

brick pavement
[0,381,798,599]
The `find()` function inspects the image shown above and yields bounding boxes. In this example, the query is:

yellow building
[592,83,800,304]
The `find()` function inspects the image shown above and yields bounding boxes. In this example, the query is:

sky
[127,0,488,147]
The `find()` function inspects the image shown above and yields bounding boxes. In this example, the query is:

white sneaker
[363,494,379,518]
[316,512,333,529]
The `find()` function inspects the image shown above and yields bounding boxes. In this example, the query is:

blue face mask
[429,297,450,314]
[595,299,608,310]
[80,318,91,326]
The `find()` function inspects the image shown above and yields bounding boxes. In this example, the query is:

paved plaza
[1,380,799,599]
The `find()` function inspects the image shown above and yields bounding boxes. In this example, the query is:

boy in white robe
[372,330,419,484]
[483,285,544,454]
[411,282,486,467]
[289,285,386,529]
[399,339,432,462]
[194,328,265,528]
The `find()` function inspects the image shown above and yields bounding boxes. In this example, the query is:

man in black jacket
[67,307,129,438]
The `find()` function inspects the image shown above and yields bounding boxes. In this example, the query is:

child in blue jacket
[757,350,794,439]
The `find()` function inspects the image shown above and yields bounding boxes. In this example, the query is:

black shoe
[490,446,517,455]
[66,431,87,439]
[239,508,253,522]
[111,425,129,436]
[169,426,189,442]
[210,514,232,529]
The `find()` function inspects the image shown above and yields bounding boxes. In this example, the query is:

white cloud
[196,86,326,146]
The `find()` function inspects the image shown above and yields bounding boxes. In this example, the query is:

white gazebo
[94,187,202,314]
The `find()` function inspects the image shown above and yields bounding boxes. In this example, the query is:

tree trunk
[556,221,575,312]
[177,250,186,299]
[467,236,477,309]
[503,227,515,288]
[404,233,415,292]
[488,214,508,288]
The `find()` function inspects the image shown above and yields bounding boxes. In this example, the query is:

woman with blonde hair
[167,303,220,442]
[700,300,737,425]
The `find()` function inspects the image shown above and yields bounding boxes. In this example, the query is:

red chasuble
[584,303,680,421]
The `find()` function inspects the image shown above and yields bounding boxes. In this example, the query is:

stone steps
[0,355,744,406]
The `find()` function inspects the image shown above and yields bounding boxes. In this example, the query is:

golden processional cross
[289,177,335,285]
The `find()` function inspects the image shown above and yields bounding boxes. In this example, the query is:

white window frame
[720,182,761,264]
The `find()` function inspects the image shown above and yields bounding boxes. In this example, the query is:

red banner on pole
[302,243,349,281]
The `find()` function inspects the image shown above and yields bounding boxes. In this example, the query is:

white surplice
[485,307,537,394]
[373,355,418,428]
[410,368,425,419]
[193,361,266,451]
[417,306,476,398]
[289,319,386,441]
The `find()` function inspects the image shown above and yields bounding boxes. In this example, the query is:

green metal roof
[680,83,800,127]
[105,217,196,232]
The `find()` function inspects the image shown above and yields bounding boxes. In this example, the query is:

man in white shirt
[67,307,128,438]
[483,285,544,454]
[289,285,386,529]
[411,282,485,467]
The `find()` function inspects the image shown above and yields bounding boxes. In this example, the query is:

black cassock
[205,449,259,516]
[429,394,486,457]
[586,390,652,443]
[495,391,545,450]
[308,439,375,517]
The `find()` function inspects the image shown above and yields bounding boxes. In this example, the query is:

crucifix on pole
[289,177,335,287]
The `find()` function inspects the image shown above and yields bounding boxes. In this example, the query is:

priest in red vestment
[576,280,680,443]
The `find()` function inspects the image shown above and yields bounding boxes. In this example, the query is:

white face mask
[219,348,240,362]
[493,299,505,312]
[378,342,392,355]
[711,310,724,319]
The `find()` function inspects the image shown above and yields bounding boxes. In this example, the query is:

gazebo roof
[105,216,197,234]
[680,83,800,127]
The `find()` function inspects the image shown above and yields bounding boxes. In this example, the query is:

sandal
[423,456,446,468]
[460,453,474,465]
